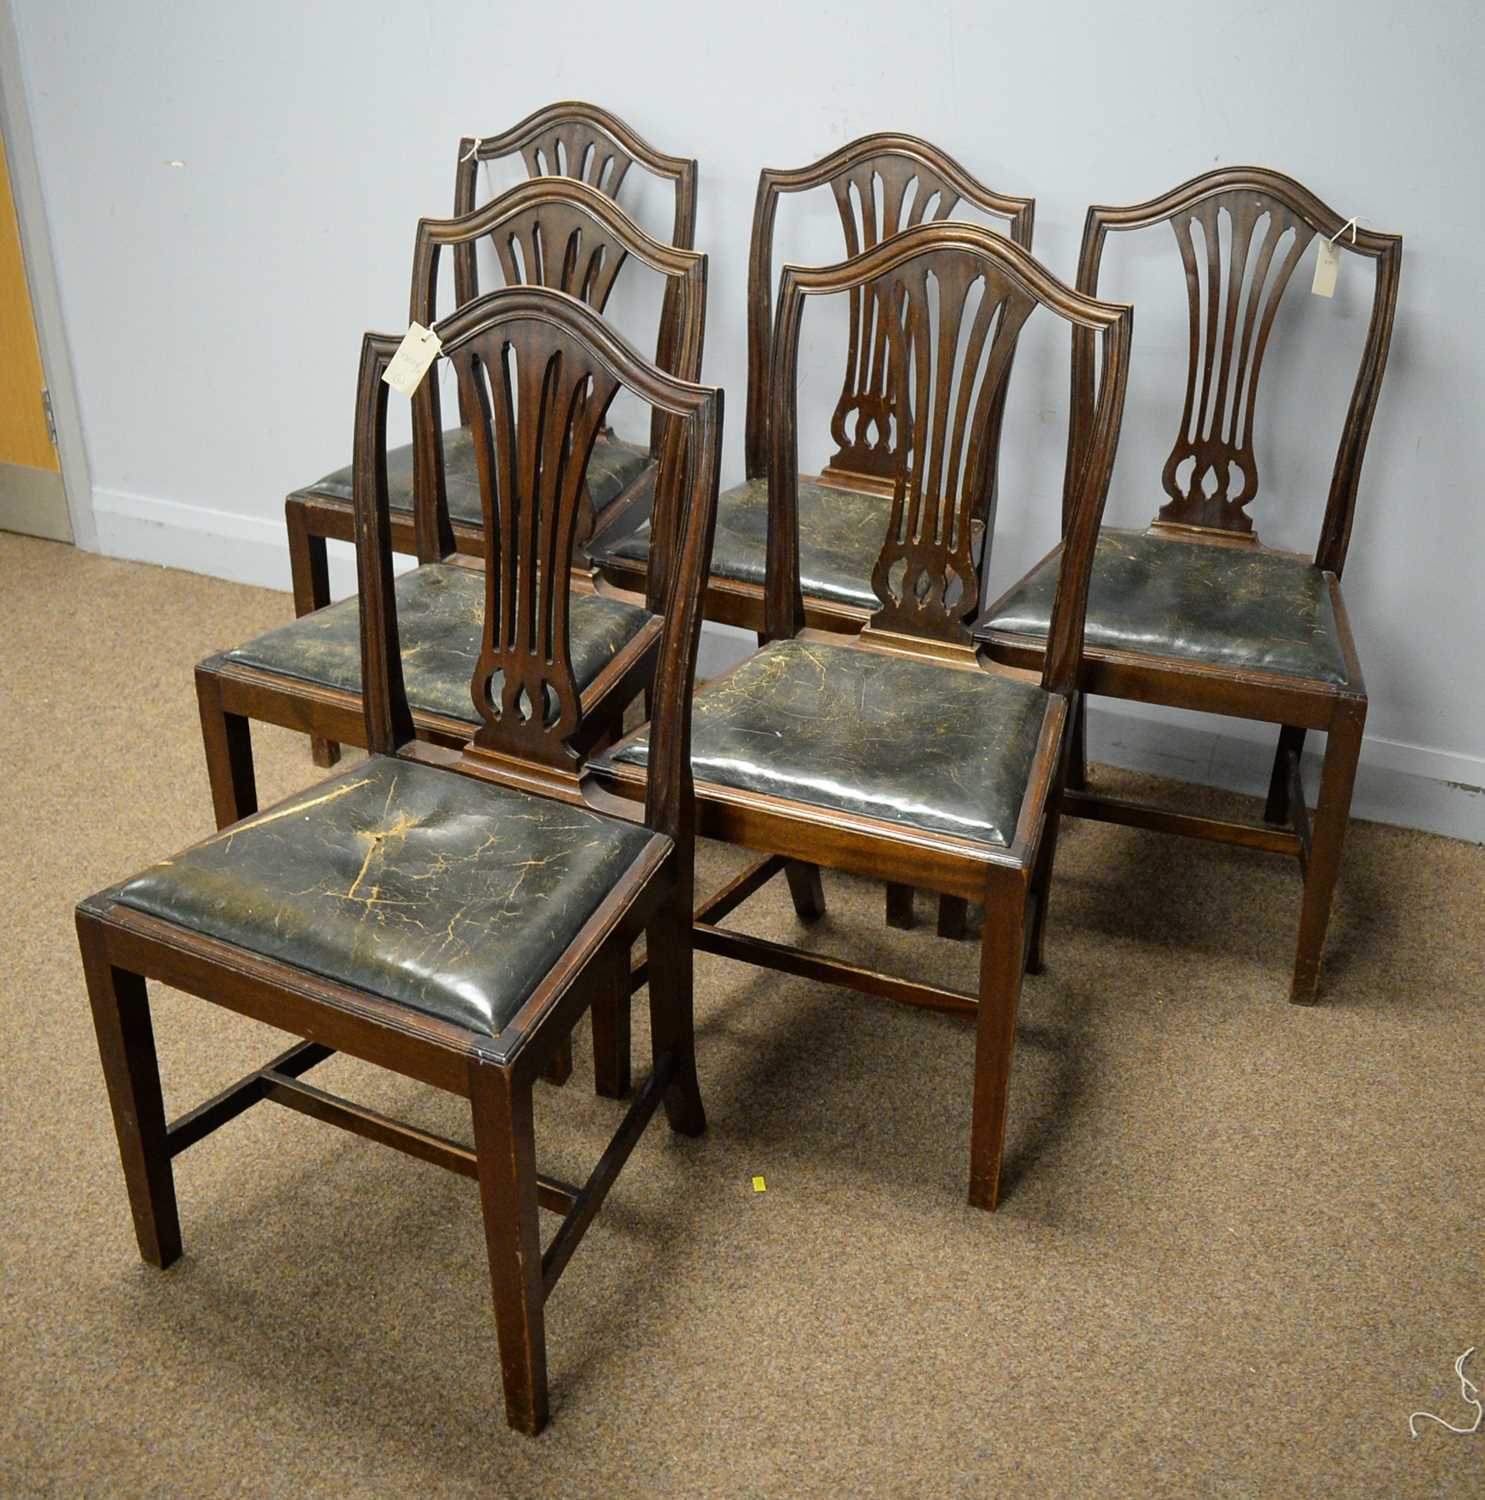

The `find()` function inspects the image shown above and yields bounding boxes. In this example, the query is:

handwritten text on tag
[383,323,442,397]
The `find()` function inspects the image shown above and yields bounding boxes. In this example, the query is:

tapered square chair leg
[968,879,1028,1212]
[645,908,705,1138]
[1291,703,1366,1004]
[195,664,258,830]
[78,916,181,1268]
[469,1060,549,1436]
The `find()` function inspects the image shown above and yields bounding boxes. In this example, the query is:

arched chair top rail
[1069,164,1402,571]
[415,176,705,280]
[433,286,717,420]
[455,100,698,248]
[778,220,1125,332]
[746,132,1035,480]
[1082,164,1400,261]
[765,221,1133,692]
[757,132,1035,233]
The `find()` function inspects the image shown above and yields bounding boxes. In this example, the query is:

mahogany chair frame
[78,286,723,1435]
[285,101,699,734]
[975,166,1402,1002]
[196,178,707,852]
[596,132,1035,636]
[598,223,1132,1209]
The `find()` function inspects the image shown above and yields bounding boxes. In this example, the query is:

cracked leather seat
[597,476,890,613]
[295,427,652,530]
[227,563,652,721]
[596,637,1051,845]
[115,755,659,1037]
[978,527,1351,684]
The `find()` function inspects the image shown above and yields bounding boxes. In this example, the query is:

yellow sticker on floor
[752,1176,766,1193]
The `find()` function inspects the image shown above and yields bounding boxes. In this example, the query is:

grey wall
[11,0,1484,837]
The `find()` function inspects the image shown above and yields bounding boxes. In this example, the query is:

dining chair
[196,177,706,846]
[972,167,1401,1002]
[594,222,1132,1210]
[287,100,698,765]
[77,285,723,1435]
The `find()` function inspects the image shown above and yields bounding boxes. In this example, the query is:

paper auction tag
[1311,239,1341,298]
[752,1176,767,1193]
[382,323,442,396]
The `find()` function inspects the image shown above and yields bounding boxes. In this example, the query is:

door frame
[0,0,94,548]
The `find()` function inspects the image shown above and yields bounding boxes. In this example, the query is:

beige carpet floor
[2,530,1481,1498]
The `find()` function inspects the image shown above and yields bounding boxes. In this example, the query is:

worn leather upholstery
[978,528,1352,685]
[298,428,652,528]
[597,638,1051,845]
[226,563,651,721]
[116,756,660,1039]
[598,476,890,612]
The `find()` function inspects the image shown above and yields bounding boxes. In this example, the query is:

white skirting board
[91,486,1485,846]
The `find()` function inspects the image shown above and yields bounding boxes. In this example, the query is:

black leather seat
[598,477,890,613]
[597,638,1051,845]
[979,527,1351,684]
[116,755,661,1038]
[294,427,652,530]
[227,563,651,721]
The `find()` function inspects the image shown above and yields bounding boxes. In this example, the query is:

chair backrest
[454,100,697,259]
[745,134,1034,493]
[352,286,722,840]
[767,222,1132,696]
[1069,166,1401,572]
[455,101,698,435]
[407,178,708,559]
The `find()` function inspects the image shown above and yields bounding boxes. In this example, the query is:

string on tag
[1329,215,1360,246]
[460,136,484,164]
[1408,1347,1482,1439]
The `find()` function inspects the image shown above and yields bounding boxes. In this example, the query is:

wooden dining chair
[595,223,1132,1209]
[972,167,1401,1002]
[594,132,1033,637]
[196,179,706,864]
[286,100,698,765]
[76,285,723,1435]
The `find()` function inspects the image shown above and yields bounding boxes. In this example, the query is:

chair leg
[1291,703,1365,1005]
[1025,804,1064,976]
[783,861,826,922]
[195,665,257,829]
[468,1060,549,1436]
[77,919,182,1268]
[937,896,969,940]
[967,877,1028,1212]
[285,501,340,770]
[1264,726,1308,825]
[540,1037,573,1088]
[590,945,632,1101]
[885,883,916,929]
[645,905,705,1137]
[1066,693,1088,792]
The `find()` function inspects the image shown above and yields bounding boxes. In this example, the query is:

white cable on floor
[1408,1347,1482,1439]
